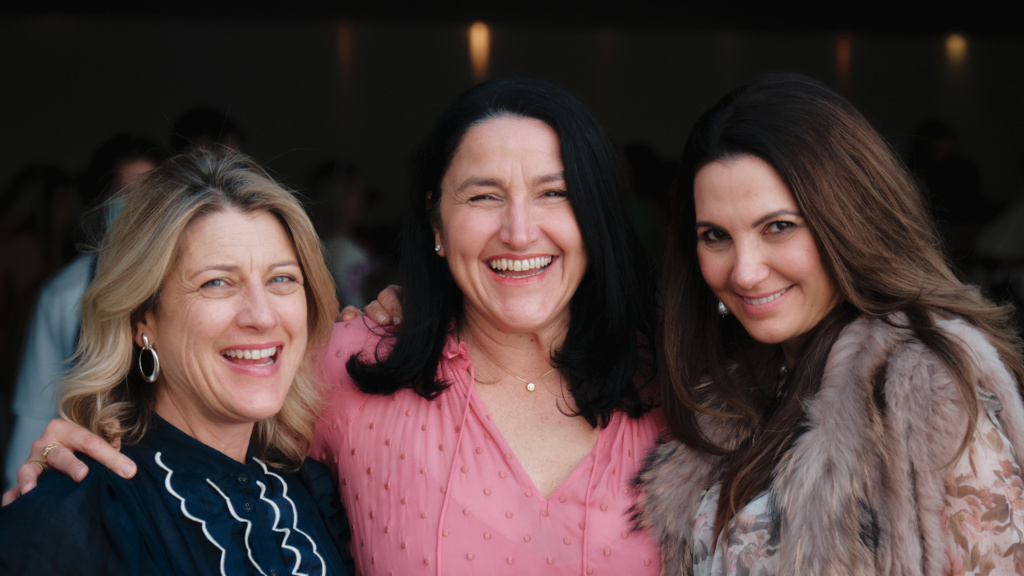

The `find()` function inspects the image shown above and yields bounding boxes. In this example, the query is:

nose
[498,197,539,249]
[731,243,770,290]
[236,281,278,330]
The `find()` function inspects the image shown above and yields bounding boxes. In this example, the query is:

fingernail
[73,464,87,482]
[376,314,387,324]
[121,462,136,478]
[393,316,402,326]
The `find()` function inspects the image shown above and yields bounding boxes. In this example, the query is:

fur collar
[635,314,1024,575]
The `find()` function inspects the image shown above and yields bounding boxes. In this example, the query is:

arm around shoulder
[317,317,390,403]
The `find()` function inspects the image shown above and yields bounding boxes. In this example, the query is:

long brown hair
[661,73,1024,544]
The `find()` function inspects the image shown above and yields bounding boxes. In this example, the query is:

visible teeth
[488,256,553,272]
[743,289,788,306]
[223,346,278,360]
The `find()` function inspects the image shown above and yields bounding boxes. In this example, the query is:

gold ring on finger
[40,444,59,466]
[28,460,46,473]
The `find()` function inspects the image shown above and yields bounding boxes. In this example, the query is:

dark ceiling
[6,1,1015,35]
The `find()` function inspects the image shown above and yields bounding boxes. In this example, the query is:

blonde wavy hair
[60,148,339,472]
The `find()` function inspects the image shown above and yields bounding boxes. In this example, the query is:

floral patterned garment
[692,391,1024,576]
[942,391,1024,575]
[691,487,778,576]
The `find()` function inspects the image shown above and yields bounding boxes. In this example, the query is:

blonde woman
[0,149,351,575]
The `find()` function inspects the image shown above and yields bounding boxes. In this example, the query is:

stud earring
[717,301,730,317]
[434,244,441,253]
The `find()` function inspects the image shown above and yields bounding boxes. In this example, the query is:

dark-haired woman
[309,78,662,575]
[635,73,1024,574]
[11,78,664,576]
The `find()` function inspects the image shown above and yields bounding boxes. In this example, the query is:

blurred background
[1,3,1023,483]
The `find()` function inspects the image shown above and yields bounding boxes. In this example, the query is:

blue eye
[544,189,569,198]
[268,273,303,294]
[202,279,225,288]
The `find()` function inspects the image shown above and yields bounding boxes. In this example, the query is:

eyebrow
[188,260,300,281]
[534,172,566,186]
[454,172,565,193]
[751,209,802,228]
[694,209,802,231]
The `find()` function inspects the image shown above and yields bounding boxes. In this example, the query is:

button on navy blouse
[0,415,352,575]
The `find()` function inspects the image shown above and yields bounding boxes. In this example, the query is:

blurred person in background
[4,134,162,490]
[305,160,374,308]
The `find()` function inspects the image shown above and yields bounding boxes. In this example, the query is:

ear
[427,192,445,257]
[132,309,157,348]
[433,229,445,257]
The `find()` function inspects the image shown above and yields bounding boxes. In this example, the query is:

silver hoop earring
[717,301,730,317]
[138,334,159,383]
[434,244,441,253]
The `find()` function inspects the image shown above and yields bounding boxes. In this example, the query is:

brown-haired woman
[635,73,1024,574]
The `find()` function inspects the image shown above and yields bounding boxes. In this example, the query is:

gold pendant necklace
[474,346,557,392]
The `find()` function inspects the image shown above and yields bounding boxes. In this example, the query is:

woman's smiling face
[694,155,840,362]
[137,208,308,439]
[434,115,587,338]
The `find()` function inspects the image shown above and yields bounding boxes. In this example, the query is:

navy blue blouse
[0,415,352,575]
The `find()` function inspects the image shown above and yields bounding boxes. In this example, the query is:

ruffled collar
[443,336,472,372]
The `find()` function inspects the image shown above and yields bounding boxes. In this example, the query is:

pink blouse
[311,320,663,576]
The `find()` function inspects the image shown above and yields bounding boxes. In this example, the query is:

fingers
[338,285,404,326]
[65,424,137,479]
[338,305,362,322]
[2,486,22,507]
[3,422,135,505]
[10,459,42,501]
[41,444,89,482]
[26,419,137,486]
[362,300,390,326]
[374,285,403,326]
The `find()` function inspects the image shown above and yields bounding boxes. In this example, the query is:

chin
[740,324,789,346]
[240,395,290,422]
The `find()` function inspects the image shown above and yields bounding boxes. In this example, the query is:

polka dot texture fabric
[311,320,663,575]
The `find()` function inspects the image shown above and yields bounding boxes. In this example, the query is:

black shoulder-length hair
[349,77,657,427]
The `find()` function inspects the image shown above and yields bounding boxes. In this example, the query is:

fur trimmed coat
[635,314,1024,575]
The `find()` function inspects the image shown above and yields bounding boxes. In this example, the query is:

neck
[154,400,254,463]
[781,334,808,366]
[460,313,567,384]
